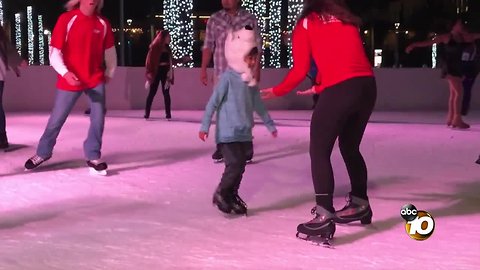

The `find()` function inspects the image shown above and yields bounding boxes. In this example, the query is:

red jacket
[273,14,373,96]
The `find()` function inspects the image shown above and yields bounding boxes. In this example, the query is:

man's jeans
[37,84,106,160]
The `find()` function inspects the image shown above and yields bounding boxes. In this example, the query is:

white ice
[1,110,479,270]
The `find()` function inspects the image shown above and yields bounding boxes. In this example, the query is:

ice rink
[1,110,479,270]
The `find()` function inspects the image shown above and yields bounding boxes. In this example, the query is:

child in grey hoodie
[199,26,277,215]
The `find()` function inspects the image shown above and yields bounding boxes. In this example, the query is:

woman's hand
[296,87,316,96]
[260,88,277,99]
[405,44,415,54]
[181,55,192,63]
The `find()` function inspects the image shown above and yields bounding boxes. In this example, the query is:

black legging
[145,66,171,118]
[310,76,376,212]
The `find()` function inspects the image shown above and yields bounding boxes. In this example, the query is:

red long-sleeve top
[273,14,373,96]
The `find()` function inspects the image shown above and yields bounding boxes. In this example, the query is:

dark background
[3,0,478,67]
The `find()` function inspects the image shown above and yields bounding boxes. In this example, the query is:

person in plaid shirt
[200,0,263,163]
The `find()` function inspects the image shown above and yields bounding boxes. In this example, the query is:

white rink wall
[3,66,474,111]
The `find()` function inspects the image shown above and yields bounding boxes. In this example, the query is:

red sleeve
[272,20,311,96]
[104,19,115,49]
[50,13,69,50]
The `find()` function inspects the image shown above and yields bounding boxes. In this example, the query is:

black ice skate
[334,193,372,225]
[230,192,248,215]
[475,155,480,165]
[0,132,8,149]
[212,188,233,214]
[87,160,108,176]
[25,155,51,170]
[296,206,335,247]
[212,150,223,163]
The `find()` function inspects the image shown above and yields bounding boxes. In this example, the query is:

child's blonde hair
[65,0,104,13]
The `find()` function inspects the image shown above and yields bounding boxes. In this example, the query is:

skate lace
[338,193,353,212]
[234,194,247,208]
[30,155,45,165]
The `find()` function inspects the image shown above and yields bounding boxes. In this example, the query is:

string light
[287,0,303,67]
[15,13,22,55]
[44,29,51,57]
[0,0,4,26]
[38,15,45,65]
[163,0,194,67]
[432,43,437,69]
[27,6,34,65]
[268,0,282,68]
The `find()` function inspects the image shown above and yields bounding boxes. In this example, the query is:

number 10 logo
[401,204,435,241]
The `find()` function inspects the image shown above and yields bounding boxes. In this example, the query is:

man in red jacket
[25,0,116,176]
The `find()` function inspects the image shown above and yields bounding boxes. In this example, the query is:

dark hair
[161,30,170,39]
[448,15,468,31]
[150,29,172,55]
[246,47,259,57]
[299,0,361,26]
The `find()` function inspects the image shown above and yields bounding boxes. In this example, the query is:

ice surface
[0,110,479,270]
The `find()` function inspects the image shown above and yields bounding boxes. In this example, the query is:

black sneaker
[25,155,51,170]
[334,193,372,224]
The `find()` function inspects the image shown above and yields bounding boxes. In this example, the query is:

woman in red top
[261,0,376,240]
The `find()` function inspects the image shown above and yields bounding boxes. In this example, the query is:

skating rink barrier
[4,67,474,111]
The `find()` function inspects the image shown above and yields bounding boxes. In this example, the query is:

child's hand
[260,88,277,99]
[296,87,316,96]
[272,131,278,138]
[199,131,208,141]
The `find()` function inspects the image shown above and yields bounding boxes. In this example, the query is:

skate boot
[230,192,248,215]
[296,206,335,247]
[334,193,372,224]
[212,187,233,214]
[0,132,8,149]
[25,155,51,170]
[87,160,108,176]
[212,149,223,163]
[475,155,480,165]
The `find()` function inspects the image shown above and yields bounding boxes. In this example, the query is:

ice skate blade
[89,167,107,176]
[296,232,334,248]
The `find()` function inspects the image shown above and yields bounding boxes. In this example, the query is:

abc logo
[400,204,435,241]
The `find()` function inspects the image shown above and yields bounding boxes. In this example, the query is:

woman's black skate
[296,206,335,247]
[87,160,108,176]
[334,193,372,224]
